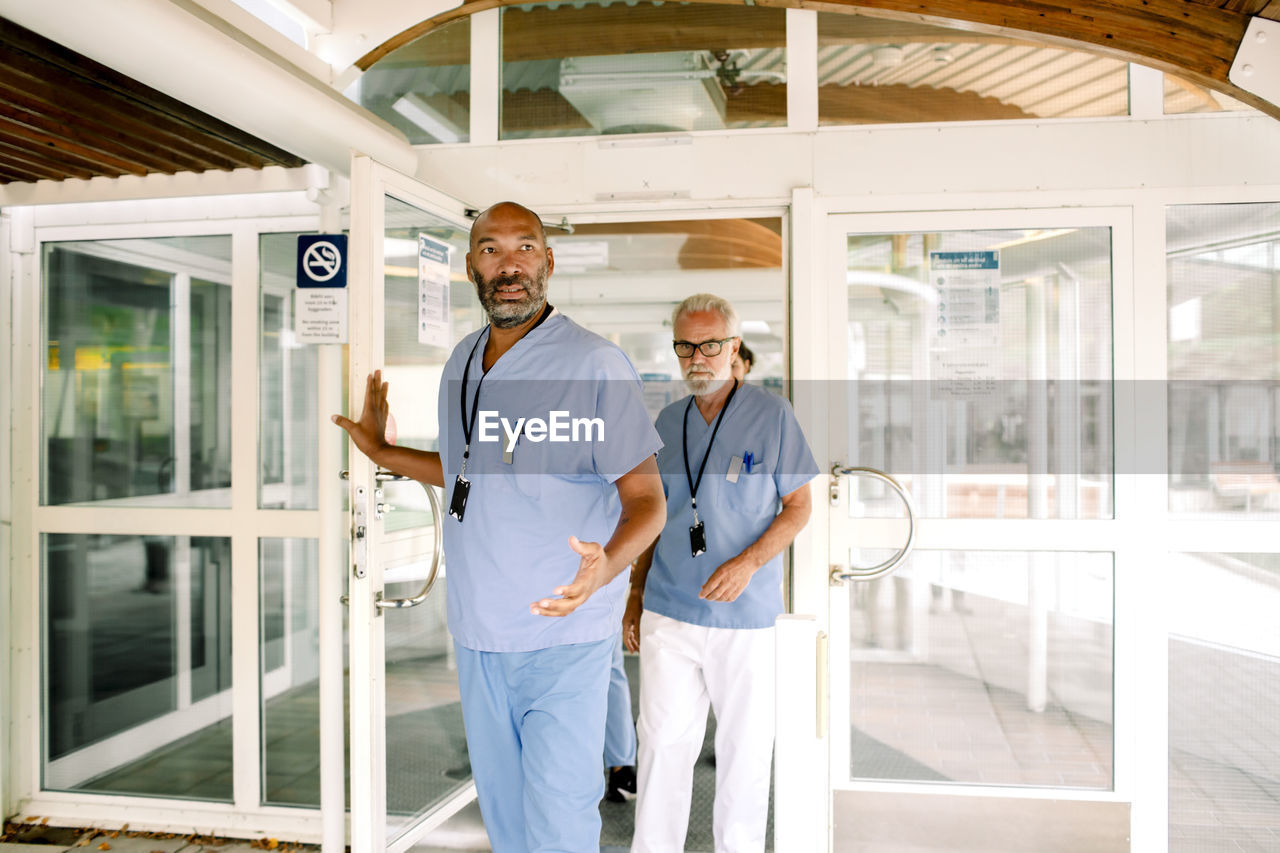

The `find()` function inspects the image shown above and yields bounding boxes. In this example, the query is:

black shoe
[605,765,636,803]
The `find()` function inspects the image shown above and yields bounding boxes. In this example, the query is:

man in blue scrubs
[603,637,638,802]
[623,294,818,853]
[333,202,666,852]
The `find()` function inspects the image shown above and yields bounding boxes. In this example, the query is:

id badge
[449,474,471,521]
[689,520,706,557]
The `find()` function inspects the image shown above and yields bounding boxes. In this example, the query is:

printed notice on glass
[929,250,1001,390]
[418,234,452,348]
[296,288,349,344]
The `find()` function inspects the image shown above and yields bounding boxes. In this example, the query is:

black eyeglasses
[673,337,737,358]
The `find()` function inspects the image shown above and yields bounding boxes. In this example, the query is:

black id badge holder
[689,521,706,557]
[449,474,470,521]
[689,503,706,557]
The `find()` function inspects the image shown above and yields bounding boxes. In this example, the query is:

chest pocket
[721,455,775,515]
[508,430,543,500]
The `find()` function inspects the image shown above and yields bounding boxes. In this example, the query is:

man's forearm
[362,444,444,488]
[602,491,666,584]
[629,541,658,599]
[737,493,812,570]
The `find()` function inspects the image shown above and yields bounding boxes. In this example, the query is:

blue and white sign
[417,234,452,348]
[296,234,349,344]
[297,234,348,287]
[929,249,1001,383]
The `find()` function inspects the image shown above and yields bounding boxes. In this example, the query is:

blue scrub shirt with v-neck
[645,381,819,629]
[437,312,663,652]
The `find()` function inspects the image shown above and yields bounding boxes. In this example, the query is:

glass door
[344,156,482,853]
[821,208,1131,851]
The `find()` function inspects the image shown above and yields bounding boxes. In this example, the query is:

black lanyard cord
[682,378,739,518]
[458,331,487,469]
[458,302,555,470]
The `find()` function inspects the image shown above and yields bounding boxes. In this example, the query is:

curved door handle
[829,464,917,584]
[373,471,444,610]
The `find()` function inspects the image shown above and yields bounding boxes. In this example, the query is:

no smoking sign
[297,234,348,287]
[296,234,349,344]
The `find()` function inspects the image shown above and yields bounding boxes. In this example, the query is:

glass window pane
[347,17,471,145]
[43,533,232,801]
[545,217,787,415]
[846,227,1114,519]
[501,2,787,139]
[850,550,1114,789]
[1163,73,1256,115]
[42,236,233,508]
[381,196,476,830]
[1169,553,1280,850]
[1167,203,1280,515]
[816,14,1128,125]
[260,232,325,510]
[261,537,324,807]
[382,196,483,455]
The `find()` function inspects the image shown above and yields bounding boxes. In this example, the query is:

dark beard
[473,267,548,329]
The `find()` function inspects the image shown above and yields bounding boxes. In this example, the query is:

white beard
[683,371,730,396]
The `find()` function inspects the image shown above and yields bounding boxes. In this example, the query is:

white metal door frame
[9,205,338,838]
[815,203,1144,843]
[345,155,479,853]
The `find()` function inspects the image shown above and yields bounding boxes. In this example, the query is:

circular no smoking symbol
[303,240,342,282]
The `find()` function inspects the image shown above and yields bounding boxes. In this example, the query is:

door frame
[804,202,1143,847]
[10,204,334,837]
[344,155,481,853]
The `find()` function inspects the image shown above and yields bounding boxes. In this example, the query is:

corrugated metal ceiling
[0,16,306,185]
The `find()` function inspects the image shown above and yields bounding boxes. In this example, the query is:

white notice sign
[929,250,1001,383]
[418,234,452,347]
[296,288,348,344]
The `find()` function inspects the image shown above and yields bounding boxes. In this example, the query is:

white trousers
[632,610,775,853]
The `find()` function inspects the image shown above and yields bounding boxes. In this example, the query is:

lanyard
[458,302,554,475]
[681,377,739,526]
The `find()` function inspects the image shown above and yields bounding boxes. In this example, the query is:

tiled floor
[41,582,1280,851]
[850,582,1115,790]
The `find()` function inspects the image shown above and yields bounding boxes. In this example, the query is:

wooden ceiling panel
[0,16,306,185]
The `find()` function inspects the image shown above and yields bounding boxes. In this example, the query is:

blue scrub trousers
[603,634,637,768]
[455,636,614,853]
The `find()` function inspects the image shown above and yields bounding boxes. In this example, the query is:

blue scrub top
[438,313,663,652]
[645,382,818,629]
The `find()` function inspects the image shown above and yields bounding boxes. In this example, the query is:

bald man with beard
[334,202,666,852]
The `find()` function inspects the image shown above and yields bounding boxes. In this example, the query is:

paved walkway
[0,825,316,853]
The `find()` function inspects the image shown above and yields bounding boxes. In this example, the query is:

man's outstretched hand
[332,370,391,459]
[531,536,610,617]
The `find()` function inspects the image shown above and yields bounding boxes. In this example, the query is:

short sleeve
[591,347,664,482]
[772,399,820,498]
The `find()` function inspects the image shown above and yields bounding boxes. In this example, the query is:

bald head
[465,201,554,329]
[470,201,546,251]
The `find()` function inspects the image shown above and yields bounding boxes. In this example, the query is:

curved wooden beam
[358,0,1280,120]
[569,219,784,269]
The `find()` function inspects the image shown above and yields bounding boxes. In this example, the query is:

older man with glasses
[624,293,818,852]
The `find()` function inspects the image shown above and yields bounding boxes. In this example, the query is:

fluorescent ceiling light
[847,270,939,303]
[384,237,420,260]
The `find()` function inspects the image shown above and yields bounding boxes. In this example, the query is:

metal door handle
[374,472,444,611]
[338,469,444,611]
[829,464,917,584]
